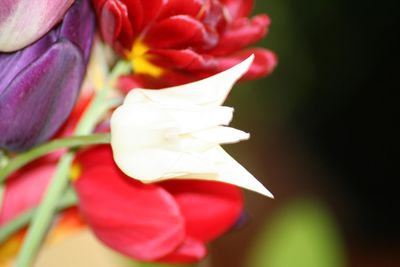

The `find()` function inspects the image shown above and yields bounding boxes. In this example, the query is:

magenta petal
[74,146,186,261]
[0,0,74,52]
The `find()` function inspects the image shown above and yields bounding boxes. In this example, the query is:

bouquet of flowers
[0,0,276,266]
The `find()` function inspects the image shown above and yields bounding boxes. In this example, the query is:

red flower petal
[215,48,278,79]
[99,0,135,54]
[157,237,207,264]
[157,0,203,21]
[160,180,243,242]
[220,0,254,19]
[209,15,271,56]
[117,74,167,92]
[149,49,217,71]
[122,0,165,35]
[73,146,186,261]
[0,156,57,224]
[144,15,218,50]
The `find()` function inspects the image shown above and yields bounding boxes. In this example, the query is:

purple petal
[0,34,55,95]
[0,0,95,151]
[59,0,96,61]
[0,41,85,150]
[0,0,74,52]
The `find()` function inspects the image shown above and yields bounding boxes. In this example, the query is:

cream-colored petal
[168,106,234,134]
[127,55,254,107]
[110,55,273,197]
[191,126,250,145]
[173,146,273,198]
[210,146,273,198]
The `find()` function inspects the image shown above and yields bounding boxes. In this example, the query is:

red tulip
[73,145,243,263]
[92,0,277,90]
[0,155,57,225]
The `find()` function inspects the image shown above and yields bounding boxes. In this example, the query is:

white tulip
[110,55,273,197]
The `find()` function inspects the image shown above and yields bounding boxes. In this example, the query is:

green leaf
[247,199,346,267]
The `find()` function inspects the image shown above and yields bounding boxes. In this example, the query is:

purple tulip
[0,0,74,52]
[0,0,95,151]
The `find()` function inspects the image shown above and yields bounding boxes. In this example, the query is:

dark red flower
[73,145,243,263]
[92,0,277,90]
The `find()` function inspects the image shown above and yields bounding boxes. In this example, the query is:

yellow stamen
[128,39,163,77]
[70,163,81,182]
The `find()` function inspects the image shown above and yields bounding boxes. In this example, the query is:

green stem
[0,187,77,244]
[74,61,131,135]
[15,152,74,267]
[14,60,131,267]
[0,134,110,183]
[0,149,10,169]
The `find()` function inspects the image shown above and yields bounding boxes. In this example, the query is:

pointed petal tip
[254,185,274,199]
[226,53,255,79]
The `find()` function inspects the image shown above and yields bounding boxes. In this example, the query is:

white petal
[126,55,254,107]
[191,126,250,145]
[208,146,274,198]
[154,145,273,198]
[168,106,234,134]
[174,146,274,198]
[110,55,273,197]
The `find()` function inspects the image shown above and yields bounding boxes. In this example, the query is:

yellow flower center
[128,39,163,77]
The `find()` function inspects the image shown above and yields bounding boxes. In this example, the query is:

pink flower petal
[0,0,74,51]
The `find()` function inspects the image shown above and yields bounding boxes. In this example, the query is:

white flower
[110,55,273,197]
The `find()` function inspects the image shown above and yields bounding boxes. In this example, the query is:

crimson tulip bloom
[73,145,243,263]
[92,0,277,89]
[0,0,95,151]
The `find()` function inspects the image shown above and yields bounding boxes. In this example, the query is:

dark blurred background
[212,0,399,266]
